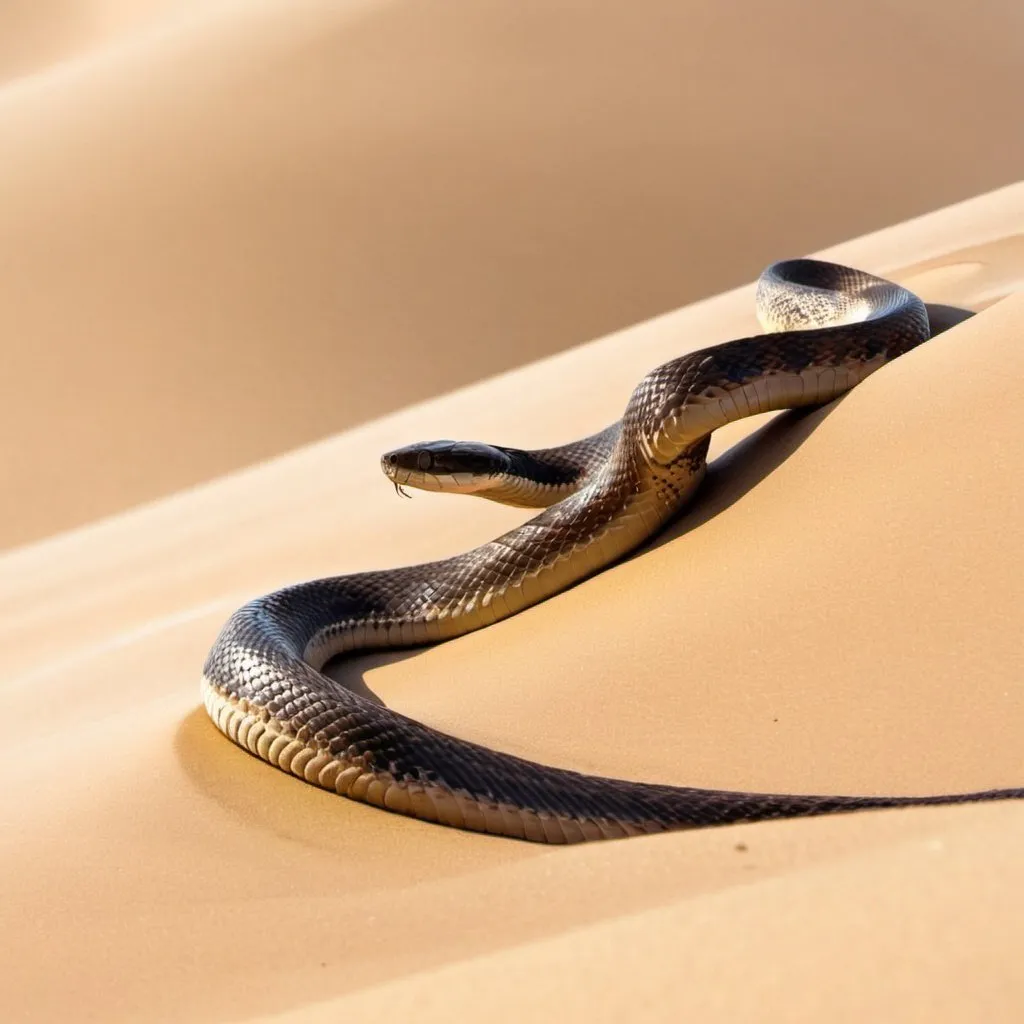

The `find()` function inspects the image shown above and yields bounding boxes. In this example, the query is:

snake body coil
[202,260,1023,843]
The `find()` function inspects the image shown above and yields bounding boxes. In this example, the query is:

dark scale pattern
[202,259,1023,842]
[506,422,623,486]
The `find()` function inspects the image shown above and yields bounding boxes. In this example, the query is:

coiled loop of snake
[202,259,1023,843]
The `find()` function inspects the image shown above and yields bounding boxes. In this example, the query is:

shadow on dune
[924,302,976,333]
[645,300,974,555]
[646,400,842,557]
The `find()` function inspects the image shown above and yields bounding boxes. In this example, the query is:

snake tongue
[393,482,412,499]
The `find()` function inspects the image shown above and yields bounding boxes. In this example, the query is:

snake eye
[416,451,433,471]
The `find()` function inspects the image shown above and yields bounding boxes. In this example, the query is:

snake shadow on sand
[644,301,972,554]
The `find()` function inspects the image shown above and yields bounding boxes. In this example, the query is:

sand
[1,182,1021,1021]
[1,3,1023,1022]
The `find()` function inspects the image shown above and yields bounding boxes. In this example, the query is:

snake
[201,259,1023,843]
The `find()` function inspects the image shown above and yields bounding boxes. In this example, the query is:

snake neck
[482,423,624,507]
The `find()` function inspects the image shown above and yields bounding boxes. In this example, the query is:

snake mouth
[382,460,477,498]
[383,462,417,498]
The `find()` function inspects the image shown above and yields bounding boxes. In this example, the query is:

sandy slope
[0,185,1021,1022]
[2,0,1024,550]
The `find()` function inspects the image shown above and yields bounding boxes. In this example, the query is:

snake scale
[202,259,1023,843]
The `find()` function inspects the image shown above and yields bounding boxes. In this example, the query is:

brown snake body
[202,259,1023,843]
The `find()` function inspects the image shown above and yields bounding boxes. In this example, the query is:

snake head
[381,440,513,496]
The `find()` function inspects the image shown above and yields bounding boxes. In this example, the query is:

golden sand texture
[2,0,1024,548]
[0,183,1021,1021]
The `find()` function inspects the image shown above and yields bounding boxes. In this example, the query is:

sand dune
[0,183,1021,1021]
[3,0,1024,549]
[3,3,1023,1020]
